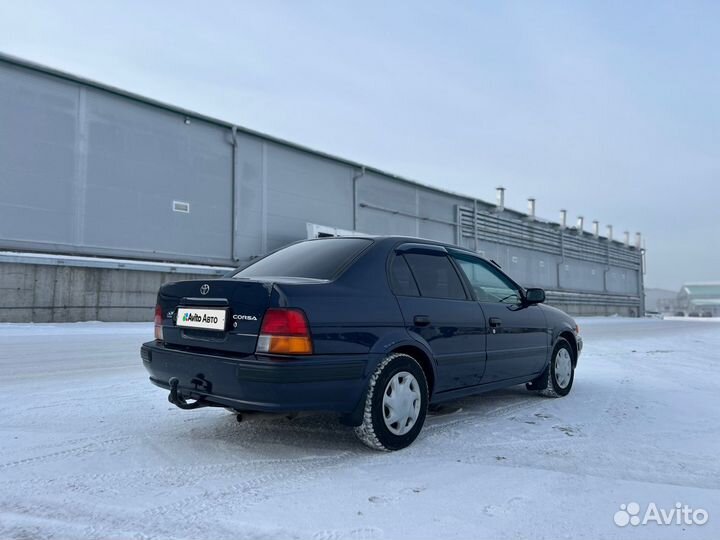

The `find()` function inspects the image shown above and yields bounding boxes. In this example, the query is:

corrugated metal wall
[0,56,644,316]
[1,62,233,264]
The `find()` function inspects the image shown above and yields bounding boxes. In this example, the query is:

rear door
[449,251,549,382]
[390,244,487,392]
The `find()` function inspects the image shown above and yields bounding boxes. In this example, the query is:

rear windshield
[233,238,372,280]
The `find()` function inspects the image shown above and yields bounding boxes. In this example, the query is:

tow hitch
[168,377,211,410]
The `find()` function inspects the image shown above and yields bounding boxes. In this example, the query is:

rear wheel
[354,353,429,451]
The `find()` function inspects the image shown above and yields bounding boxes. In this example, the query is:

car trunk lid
[157,279,273,355]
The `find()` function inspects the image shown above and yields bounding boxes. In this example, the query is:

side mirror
[525,288,545,304]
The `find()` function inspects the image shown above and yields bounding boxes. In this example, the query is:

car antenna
[490,259,502,269]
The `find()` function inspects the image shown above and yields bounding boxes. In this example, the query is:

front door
[449,252,549,383]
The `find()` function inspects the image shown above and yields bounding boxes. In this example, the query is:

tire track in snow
[1,452,360,540]
[141,451,356,523]
[0,435,134,471]
[422,394,543,438]
[1,452,344,491]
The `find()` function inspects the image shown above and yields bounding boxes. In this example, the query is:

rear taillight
[256,308,312,355]
[154,304,164,341]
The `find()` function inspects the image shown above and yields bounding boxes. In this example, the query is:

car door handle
[489,317,502,327]
[413,315,431,327]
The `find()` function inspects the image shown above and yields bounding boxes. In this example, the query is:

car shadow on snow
[164,384,559,457]
[190,410,363,456]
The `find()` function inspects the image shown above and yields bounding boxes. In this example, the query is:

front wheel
[528,338,575,397]
[354,353,429,451]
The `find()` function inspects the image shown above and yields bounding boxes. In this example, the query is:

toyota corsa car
[141,236,582,451]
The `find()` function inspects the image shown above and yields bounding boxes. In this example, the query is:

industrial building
[657,283,720,317]
[676,283,720,316]
[0,53,645,322]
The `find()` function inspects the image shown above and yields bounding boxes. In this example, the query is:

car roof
[314,235,517,286]
[307,235,481,258]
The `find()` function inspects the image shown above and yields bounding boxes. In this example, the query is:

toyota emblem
[200,284,210,295]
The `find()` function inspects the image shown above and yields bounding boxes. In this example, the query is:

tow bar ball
[167,377,210,410]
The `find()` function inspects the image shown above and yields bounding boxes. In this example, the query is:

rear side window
[403,253,467,300]
[389,255,420,296]
[234,238,372,280]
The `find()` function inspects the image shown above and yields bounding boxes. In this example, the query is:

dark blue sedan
[141,236,582,450]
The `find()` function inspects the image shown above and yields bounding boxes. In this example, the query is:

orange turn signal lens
[257,335,313,355]
[256,308,313,355]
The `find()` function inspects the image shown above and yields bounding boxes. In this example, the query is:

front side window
[403,253,467,300]
[452,253,521,304]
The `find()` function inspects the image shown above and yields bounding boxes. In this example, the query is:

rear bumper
[141,341,376,414]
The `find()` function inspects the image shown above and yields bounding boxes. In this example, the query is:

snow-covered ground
[1,317,718,539]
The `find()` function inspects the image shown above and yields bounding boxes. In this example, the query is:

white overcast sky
[1,0,718,290]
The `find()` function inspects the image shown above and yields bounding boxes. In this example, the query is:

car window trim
[395,242,448,255]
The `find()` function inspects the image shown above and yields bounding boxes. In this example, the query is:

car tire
[354,353,429,451]
[529,338,575,398]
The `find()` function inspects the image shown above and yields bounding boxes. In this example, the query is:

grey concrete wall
[0,262,205,323]
[0,261,639,323]
[552,302,638,317]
